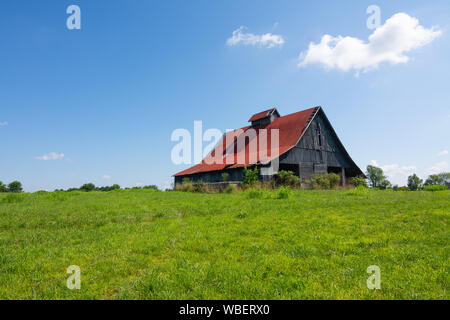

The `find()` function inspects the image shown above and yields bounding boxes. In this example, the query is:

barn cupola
[248,108,280,127]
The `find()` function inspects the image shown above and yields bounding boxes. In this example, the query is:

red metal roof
[174,107,317,177]
[248,108,277,122]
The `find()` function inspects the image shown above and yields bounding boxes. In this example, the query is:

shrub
[328,173,340,189]
[193,181,206,193]
[242,166,259,186]
[221,173,230,182]
[276,186,291,199]
[291,176,301,187]
[397,186,409,191]
[310,174,330,189]
[224,184,237,194]
[274,171,301,188]
[424,185,447,192]
[80,183,96,192]
[306,173,343,189]
[351,176,368,188]
[175,178,194,192]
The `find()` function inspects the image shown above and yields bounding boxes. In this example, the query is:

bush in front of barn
[351,176,368,188]
[307,173,341,190]
[274,170,301,188]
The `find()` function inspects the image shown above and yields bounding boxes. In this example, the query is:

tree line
[0,181,23,193]
[55,183,159,192]
[358,165,449,191]
[2,166,448,194]
[0,181,159,193]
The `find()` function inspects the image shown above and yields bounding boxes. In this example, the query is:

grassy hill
[0,189,448,299]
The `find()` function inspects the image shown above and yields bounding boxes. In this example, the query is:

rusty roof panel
[173,107,316,177]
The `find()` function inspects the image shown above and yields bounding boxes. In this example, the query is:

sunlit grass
[0,189,448,300]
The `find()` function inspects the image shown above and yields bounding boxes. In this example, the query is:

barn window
[317,124,322,148]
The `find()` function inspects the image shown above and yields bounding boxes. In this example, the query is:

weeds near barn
[0,189,448,299]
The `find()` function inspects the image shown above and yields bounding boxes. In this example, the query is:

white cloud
[437,150,449,156]
[428,161,449,175]
[227,26,285,48]
[35,152,65,161]
[0,121,8,126]
[102,175,111,180]
[135,182,144,187]
[299,13,442,73]
[370,160,417,186]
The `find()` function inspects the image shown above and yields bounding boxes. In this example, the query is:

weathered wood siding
[175,167,245,184]
[280,109,356,179]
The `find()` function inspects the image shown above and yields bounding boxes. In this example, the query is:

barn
[173,106,364,185]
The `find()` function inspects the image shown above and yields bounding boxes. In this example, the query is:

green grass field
[0,189,448,300]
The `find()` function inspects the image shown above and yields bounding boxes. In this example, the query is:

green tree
[366,165,390,188]
[351,176,368,188]
[8,181,23,193]
[242,166,259,186]
[142,185,157,190]
[0,181,8,193]
[80,183,96,192]
[424,172,450,188]
[379,179,392,190]
[407,174,423,191]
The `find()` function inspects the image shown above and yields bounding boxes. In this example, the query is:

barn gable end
[279,107,363,181]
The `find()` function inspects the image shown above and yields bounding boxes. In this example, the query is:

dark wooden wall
[279,110,358,180]
[175,167,245,184]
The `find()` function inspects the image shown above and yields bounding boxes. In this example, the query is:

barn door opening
[327,166,341,174]
[279,164,300,177]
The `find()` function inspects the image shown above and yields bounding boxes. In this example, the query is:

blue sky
[0,0,449,191]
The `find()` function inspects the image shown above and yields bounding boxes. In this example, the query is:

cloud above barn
[35,152,65,161]
[299,13,442,73]
[227,26,285,48]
